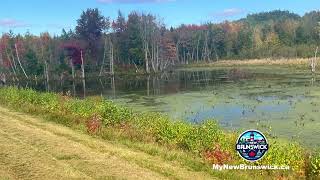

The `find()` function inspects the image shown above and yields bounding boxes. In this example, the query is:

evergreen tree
[76,8,110,64]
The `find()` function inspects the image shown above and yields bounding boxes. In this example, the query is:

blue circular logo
[235,130,268,162]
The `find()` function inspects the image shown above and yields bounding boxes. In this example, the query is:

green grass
[0,86,318,179]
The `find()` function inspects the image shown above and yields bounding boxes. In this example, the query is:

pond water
[7,66,320,148]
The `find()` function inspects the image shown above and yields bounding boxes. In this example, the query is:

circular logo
[235,130,268,162]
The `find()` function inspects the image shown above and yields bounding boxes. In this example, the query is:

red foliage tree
[60,40,85,65]
[0,34,11,68]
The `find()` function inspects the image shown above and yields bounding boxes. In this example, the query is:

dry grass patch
[192,58,316,67]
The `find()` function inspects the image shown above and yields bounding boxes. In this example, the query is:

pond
[7,66,320,148]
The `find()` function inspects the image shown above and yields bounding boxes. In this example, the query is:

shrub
[310,152,320,177]
[202,144,233,164]
[255,140,305,176]
[96,101,132,126]
[65,99,96,118]
[86,114,102,134]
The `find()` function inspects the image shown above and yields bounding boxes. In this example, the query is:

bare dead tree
[311,46,318,73]
[80,50,86,98]
[40,39,50,91]
[196,35,200,63]
[10,53,18,71]
[5,51,18,81]
[81,50,85,79]
[71,61,75,80]
[110,40,114,75]
[99,36,108,76]
[99,35,114,75]
[202,31,210,62]
[141,16,150,74]
[14,43,29,79]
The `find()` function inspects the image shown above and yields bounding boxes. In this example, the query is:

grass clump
[0,86,318,179]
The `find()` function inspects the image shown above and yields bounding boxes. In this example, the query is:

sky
[0,0,320,35]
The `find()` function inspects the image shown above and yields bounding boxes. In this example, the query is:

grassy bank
[181,58,316,71]
[0,106,219,179]
[0,86,319,179]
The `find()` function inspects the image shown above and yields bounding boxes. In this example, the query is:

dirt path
[0,106,215,180]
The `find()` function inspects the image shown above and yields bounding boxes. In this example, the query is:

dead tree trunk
[100,36,115,76]
[196,36,200,63]
[147,75,150,96]
[203,31,210,62]
[15,43,28,79]
[44,60,50,91]
[99,37,108,76]
[111,75,115,98]
[81,50,85,79]
[311,46,318,73]
[11,54,18,72]
[80,50,86,98]
[71,62,75,80]
[5,48,18,81]
[175,42,179,63]
[6,52,18,81]
[0,73,6,85]
[110,40,114,75]
[156,44,159,71]
[144,43,150,73]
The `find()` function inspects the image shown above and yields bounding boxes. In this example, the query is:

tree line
[0,9,320,79]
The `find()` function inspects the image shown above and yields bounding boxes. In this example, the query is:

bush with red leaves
[202,144,233,165]
[86,114,102,134]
